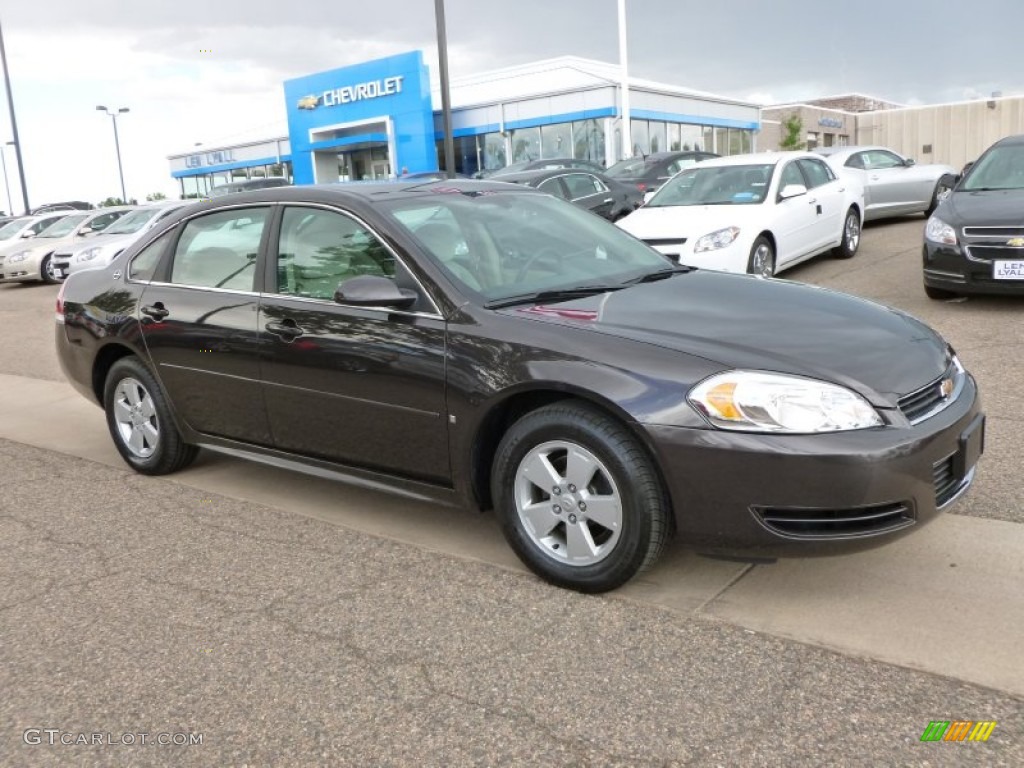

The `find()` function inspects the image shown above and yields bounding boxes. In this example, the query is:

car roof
[494,168,605,183]
[688,151,812,168]
[195,180,540,206]
[992,134,1024,147]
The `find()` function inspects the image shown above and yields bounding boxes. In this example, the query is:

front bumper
[643,374,983,557]
[0,252,45,283]
[646,239,750,274]
[923,242,1024,295]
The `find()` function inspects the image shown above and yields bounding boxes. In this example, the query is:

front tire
[491,401,670,593]
[924,283,958,300]
[833,208,861,259]
[746,236,775,277]
[40,254,60,285]
[104,357,198,475]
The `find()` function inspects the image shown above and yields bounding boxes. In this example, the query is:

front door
[137,206,272,444]
[258,205,450,483]
[772,160,820,267]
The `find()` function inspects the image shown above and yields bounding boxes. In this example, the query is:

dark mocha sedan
[495,168,642,221]
[55,181,984,592]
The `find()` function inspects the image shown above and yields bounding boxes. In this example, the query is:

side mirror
[904,158,916,167]
[334,275,416,309]
[962,161,975,175]
[642,190,657,204]
[778,183,807,200]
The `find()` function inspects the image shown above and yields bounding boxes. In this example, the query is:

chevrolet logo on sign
[297,94,321,110]
[1007,237,1024,247]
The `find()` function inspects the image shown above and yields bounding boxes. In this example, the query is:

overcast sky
[0,0,1021,210]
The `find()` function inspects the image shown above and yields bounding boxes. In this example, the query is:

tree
[146,192,167,202]
[779,113,805,151]
[98,197,127,207]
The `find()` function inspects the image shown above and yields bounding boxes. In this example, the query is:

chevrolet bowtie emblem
[1007,237,1024,247]
[940,378,954,398]
[297,94,321,110]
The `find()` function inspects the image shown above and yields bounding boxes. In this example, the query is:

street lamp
[0,140,13,215]
[96,105,129,202]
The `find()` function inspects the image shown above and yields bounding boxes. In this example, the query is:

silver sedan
[816,146,956,221]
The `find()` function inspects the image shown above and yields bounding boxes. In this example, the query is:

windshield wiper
[486,284,625,309]
[624,266,695,284]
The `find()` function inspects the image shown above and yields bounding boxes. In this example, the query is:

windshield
[102,207,163,234]
[380,191,673,303]
[0,217,30,239]
[605,157,654,178]
[961,145,1024,191]
[646,163,774,207]
[37,214,88,237]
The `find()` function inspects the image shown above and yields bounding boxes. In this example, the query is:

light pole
[96,105,129,202]
[0,141,13,215]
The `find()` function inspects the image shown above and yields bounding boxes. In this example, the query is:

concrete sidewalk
[2,371,1021,698]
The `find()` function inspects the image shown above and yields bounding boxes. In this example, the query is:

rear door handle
[265,319,305,341]
[141,303,169,320]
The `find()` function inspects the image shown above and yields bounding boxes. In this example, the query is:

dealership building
[167,51,761,197]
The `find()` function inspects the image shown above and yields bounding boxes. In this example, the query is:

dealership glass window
[540,123,573,158]
[170,208,269,291]
[728,129,744,155]
[677,124,702,151]
[511,127,541,163]
[703,127,714,153]
[630,119,649,156]
[837,134,849,147]
[649,121,667,154]
[455,135,480,176]
[573,119,604,164]
[668,123,681,151]
[714,127,729,155]
[740,130,752,153]
[482,132,506,170]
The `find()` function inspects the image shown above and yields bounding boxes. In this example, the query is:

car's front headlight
[7,250,30,263]
[925,215,957,245]
[693,226,740,253]
[75,247,101,263]
[689,371,883,432]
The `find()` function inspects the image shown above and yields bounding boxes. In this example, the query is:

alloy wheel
[112,377,160,458]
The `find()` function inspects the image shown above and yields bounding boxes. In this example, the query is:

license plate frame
[992,260,1024,280]
[953,414,985,481]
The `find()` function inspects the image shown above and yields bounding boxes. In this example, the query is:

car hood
[0,234,76,259]
[500,272,949,405]
[943,188,1024,225]
[618,204,761,240]
[54,231,134,255]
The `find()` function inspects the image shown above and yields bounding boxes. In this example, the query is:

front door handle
[265,319,305,341]
[141,303,169,320]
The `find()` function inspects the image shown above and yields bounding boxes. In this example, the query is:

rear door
[861,149,920,214]
[136,205,272,444]
[561,173,615,219]
[257,204,450,482]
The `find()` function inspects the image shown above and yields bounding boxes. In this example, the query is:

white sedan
[616,151,865,277]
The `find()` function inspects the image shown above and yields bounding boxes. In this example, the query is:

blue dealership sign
[284,51,436,183]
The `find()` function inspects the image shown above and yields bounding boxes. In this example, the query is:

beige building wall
[855,96,1024,170]
[760,105,853,151]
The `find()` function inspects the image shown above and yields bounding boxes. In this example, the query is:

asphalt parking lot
[1,216,1021,766]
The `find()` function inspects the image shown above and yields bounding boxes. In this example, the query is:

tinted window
[129,231,174,282]
[667,157,699,174]
[844,153,866,170]
[88,210,129,231]
[563,174,605,199]
[170,208,268,290]
[797,158,834,189]
[276,207,395,300]
[537,178,568,199]
[961,143,1024,191]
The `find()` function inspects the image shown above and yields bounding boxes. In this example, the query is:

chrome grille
[754,502,914,538]
[962,226,1024,238]
[963,245,1024,263]
[898,362,959,424]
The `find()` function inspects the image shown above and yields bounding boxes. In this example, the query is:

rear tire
[104,357,198,475]
[491,400,670,593]
[833,208,861,259]
[40,254,60,285]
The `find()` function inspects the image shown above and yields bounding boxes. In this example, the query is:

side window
[797,158,833,189]
[31,217,60,235]
[276,207,395,300]
[863,151,903,170]
[844,153,865,170]
[537,178,569,199]
[129,230,174,282]
[89,211,124,231]
[563,174,604,199]
[779,162,805,191]
[170,208,268,291]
